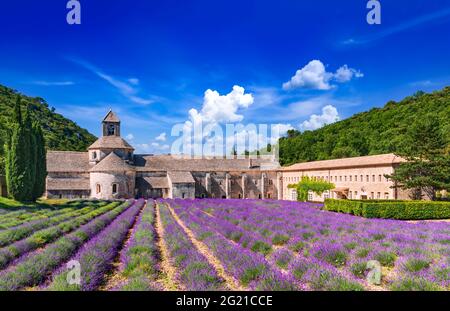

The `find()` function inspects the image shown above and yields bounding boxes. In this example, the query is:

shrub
[350,261,367,279]
[375,251,397,267]
[402,258,431,273]
[355,248,370,258]
[240,264,266,286]
[289,240,306,253]
[272,234,290,246]
[314,244,348,267]
[390,277,442,291]
[324,199,450,220]
[251,241,272,255]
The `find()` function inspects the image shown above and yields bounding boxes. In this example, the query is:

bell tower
[102,110,121,137]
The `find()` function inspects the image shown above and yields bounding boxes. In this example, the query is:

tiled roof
[47,151,91,172]
[90,152,135,173]
[47,178,90,190]
[103,110,120,123]
[88,136,134,150]
[282,153,406,172]
[168,171,195,183]
[136,176,169,189]
[133,155,279,172]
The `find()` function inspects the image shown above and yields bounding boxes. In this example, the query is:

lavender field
[0,199,448,291]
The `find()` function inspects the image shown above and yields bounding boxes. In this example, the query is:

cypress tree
[32,122,47,200]
[23,104,35,200]
[5,97,29,201]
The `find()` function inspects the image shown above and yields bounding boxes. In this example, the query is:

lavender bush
[0,201,120,270]
[116,201,160,291]
[166,199,450,291]
[158,203,226,291]
[46,199,145,291]
[0,200,133,291]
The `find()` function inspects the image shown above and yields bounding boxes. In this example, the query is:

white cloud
[271,123,294,136]
[334,65,364,82]
[190,85,254,125]
[33,81,75,86]
[300,105,340,131]
[68,58,155,105]
[283,60,363,90]
[125,134,134,140]
[155,132,167,142]
[128,78,139,85]
[135,143,151,153]
[151,142,170,150]
[182,85,254,148]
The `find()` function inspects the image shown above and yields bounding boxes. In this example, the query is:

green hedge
[324,199,450,220]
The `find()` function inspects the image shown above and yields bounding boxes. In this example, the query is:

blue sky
[1,0,449,154]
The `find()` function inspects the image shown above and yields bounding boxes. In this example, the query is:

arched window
[92,151,97,160]
[107,124,116,136]
[96,184,101,194]
[112,183,118,194]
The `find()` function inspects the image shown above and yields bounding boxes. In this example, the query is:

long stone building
[46,111,281,200]
[281,154,409,201]
[43,110,410,201]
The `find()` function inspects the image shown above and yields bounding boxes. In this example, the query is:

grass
[250,241,272,255]
[375,251,397,267]
[402,258,432,273]
[0,197,69,210]
[390,277,442,291]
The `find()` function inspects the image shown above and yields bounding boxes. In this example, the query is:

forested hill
[279,87,450,166]
[0,84,97,173]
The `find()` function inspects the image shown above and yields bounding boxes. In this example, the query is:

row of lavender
[45,199,145,290]
[0,200,90,230]
[0,200,137,290]
[168,199,450,291]
[163,200,300,291]
[114,201,160,291]
[158,203,226,290]
[0,201,120,270]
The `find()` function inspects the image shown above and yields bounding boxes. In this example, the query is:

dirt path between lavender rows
[164,203,244,291]
[155,203,183,291]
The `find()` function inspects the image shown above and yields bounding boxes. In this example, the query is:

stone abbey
[45,111,409,201]
[46,111,281,200]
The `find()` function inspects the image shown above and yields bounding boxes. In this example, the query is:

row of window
[348,191,390,200]
[290,190,391,200]
[217,179,274,186]
[95,183,119,195]
[285,174,389,183]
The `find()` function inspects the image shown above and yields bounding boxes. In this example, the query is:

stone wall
[90,171,136,200]
[47,190,90,199]
[282,165,398,202]
[191,171,279,199]
[171,183,195,199]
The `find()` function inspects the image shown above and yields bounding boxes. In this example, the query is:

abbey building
[45,111,410,201]
[46,111,281,200]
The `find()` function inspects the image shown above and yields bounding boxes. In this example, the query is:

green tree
[32,122,47,200]
[288,176,335,202]
[5,97,29,201]
[23,104,35,200]
[387,115,449,200]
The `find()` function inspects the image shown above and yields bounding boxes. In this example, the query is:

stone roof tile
[282,153,406,171]
[47,151,91,172]
[47,178,90,190]
[90,152,135,173]
[168,171,195,183]
[88,136,134,150]
[103,110,120,123]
